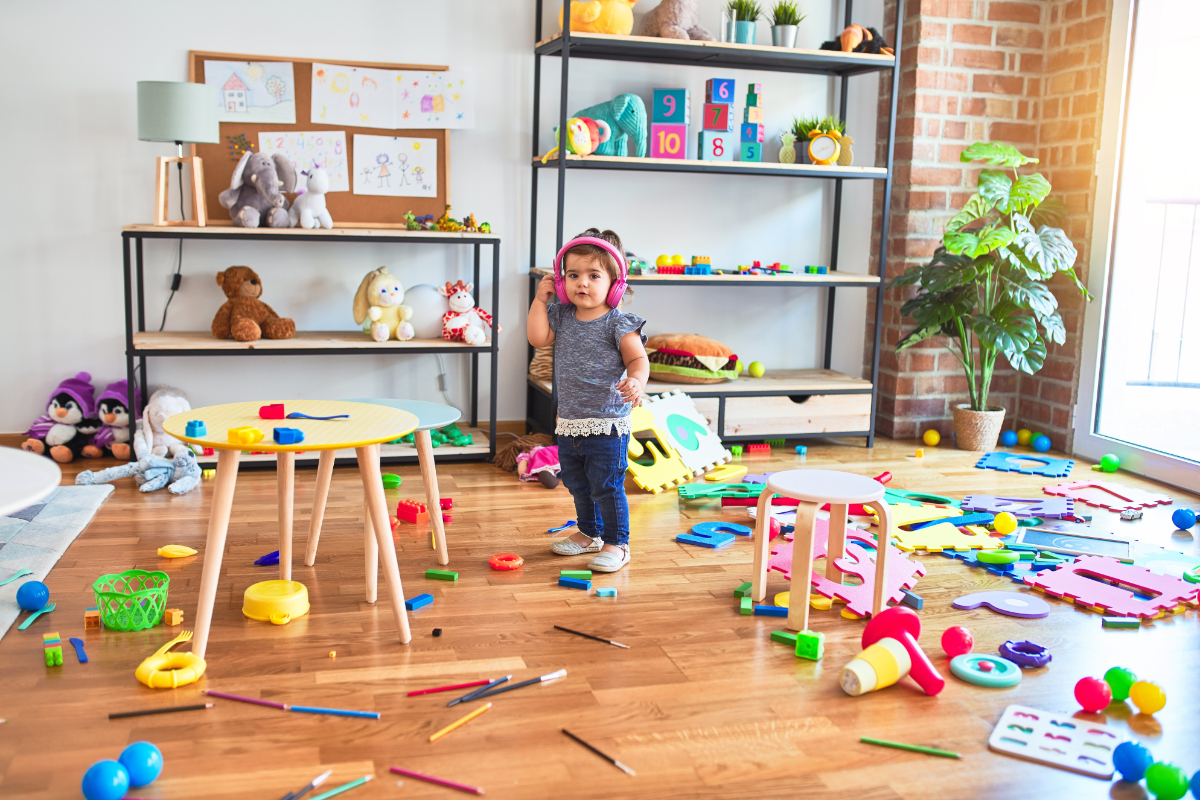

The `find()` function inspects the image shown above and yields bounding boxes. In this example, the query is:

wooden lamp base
[154,156,207,227]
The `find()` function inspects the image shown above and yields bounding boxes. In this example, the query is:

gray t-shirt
[547,303,646,436]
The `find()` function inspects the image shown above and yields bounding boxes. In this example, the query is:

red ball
[941,626,974,657]
[1075,677,1113,712]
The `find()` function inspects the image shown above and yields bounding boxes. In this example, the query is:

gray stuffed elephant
[571,93,648,158]
[75,450,201,495]
[219,151,297,228]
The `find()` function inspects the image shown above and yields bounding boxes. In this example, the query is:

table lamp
[137,81,219,227]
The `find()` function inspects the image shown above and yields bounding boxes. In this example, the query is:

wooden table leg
[356,445,411,644]
[867,499,893,616]
[415,430,449,565]
[193,449,240,660]
[277,451,295,582]
[826,504,848,583]
[303,450,337,567]
[749,487,773,603]
[787,501,819,633]
[364,444,379,604]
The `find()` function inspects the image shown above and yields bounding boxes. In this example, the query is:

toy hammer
[840,606,945,696]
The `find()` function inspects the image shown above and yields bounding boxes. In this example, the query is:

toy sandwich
[645,334,739,384]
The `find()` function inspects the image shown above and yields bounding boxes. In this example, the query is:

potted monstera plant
[888,142,1092,451]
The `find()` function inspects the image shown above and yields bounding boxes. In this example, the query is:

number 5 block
[651,123,688,159]
[698,131,733,161]
[652,89,690,125]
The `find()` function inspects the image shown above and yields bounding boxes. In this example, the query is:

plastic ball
[1145,763,1190,800]
[1104,666,1138,702]
[1130,680,1167,714]
[922,429,941,446]
[1032,434,1052,453]
[941,626,974,657]
[669,254,684,266]
[1016,428,1032,446]
[15,580,49,611]
[993,512,1018,535]
[1100,453,1121,473]
[748,361,765,378]
[81,760,130,800]
[655,254,670,267]
[1113,741,1155,782]
[119,741,163,787]
[1074,676,1112,712]
[1172,508,1196,530]
[999,430,1018,447]
[1189,770,1199,800]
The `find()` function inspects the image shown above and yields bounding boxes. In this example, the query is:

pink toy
[1075,676,1112,712]
[861,607,945,696]
[1043,479,1171,512]
[259,403,285,419]
[1024,556,1198,618]
[941,626,974,657]
[439,281,495,345]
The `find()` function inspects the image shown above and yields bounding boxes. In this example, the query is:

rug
[0,484,113,641]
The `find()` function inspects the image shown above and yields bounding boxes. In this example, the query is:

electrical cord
[158,162,186,331]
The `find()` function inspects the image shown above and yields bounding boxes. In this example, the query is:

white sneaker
[551,534,602,555]
[588,545,631,573]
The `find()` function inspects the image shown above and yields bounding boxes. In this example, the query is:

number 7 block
[652,124,688,159]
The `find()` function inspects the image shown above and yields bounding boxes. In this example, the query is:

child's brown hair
[563,228,632,304]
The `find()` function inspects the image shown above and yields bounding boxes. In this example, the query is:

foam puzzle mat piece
[1023,556,1198,617]
[960,495,1075,518]
[642,389,731,476]
[625,406,694,494]
[975,451,1075,478]
[1041,479,1172,512]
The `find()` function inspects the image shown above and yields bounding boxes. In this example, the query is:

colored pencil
[448,675,511,707]
[408,679,491,697]
[469,669,567,700]
[562,728,636,776]
[307,774,372,800]
[109,703,213,719]
[290,705,380,720]
[860,737,961,759]
[280,769,332,800]
[554,625,630,649]
[390,766,484,795]
[202,690,287,709]
[429,702,492,742]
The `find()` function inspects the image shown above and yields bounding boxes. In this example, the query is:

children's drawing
[312,64,475,130]
[257,131,349,192]
[352,135,436,197]
[396,70,475,129]
[204,60,296,124]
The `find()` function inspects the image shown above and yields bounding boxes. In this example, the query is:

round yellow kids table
[164,400,419,659]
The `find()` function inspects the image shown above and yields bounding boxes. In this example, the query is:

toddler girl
[527,228,648,572]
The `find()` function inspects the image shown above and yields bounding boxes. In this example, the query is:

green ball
[1104,666,1137,702]
[1100,454,1120,472]
[748,361,765,378]
[1145,762,1190,800]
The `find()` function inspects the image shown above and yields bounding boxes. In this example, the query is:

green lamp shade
[137,81,219,144]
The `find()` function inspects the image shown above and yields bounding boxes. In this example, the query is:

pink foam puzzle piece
[960,495,1075,518]
[768,518,878,578]
[1024,555,1199,617]
[1043,480,1171,512]
[811,542,927,617]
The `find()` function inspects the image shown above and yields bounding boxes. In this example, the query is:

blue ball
[119,741,163,787]
[1190,769,1199,799]
[15,580,49,611]
[1113,741,1154,782]
[1032,434,1052,453]
[1172,508,1196,531]
[81,760,129,800]
[999,430,1018,447]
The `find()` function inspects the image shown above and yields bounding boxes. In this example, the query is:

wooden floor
[1,439,1197,800]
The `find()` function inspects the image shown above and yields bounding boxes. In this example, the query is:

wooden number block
[705,78,735,103]
[651,124,688,159]
[702,103,733,131]
[743,106,763,123]
[746,91,762,108]
[740,142,763,162]
[740,123,765,143]
[652,88,690,124]
[698,131,734,161]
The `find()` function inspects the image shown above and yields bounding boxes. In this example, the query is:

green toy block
[1103,616,1139,629]
[739,596,753,615]
[746,91,761,107]
[734,581,752,597]
[426,569,459,582]
[731,445,743,456]
[561,570,593,579]
[45,647,63,666]
[764,439,785,446]
[795,630,825,661]
[771,630,798,646]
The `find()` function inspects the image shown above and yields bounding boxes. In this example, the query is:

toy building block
[915,449,924,458]
[743,106,763,124]
[559,576,592,590]
[698,131,734,162]
[259,403,286,419]
[746,443,770,454]
[771,630,799,646]
[596,587,617,597]
[561,570,593,579]
[651,123,688,159]
[795,630,825,661]
[442,513,452,524]
[746,90,762,107]
[202,469,216,479]
[652,88,690,124]
[754,605,788,617]
[405,593,434,611]
[397,499,430,524]
[185,420,207,437]
[702,102,734,131]
[795,445,807,455]
[1103,616,1139,629]
[84,607,101,629]
[43,633,63,667]
[273,427,305,445]
[731,446,743,456]
[685,265,712,275]
[740,123,765,143]
[746,82,762,95]
[740,142,763,162]
[900,589,924,610]
[228,426,264,445]
[439,498,453,510]
[426,569,459,581]
[764,439,785,446]
[739,596,753,615]
[734,581,753,597]
[705,78,735,103]
[164,608,184,625]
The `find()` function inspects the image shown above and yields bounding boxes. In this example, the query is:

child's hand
[535,276,557,304]
[616,376,644,407]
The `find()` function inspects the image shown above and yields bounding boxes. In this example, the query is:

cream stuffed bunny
[132,386,192,459]
[353,267,415,342]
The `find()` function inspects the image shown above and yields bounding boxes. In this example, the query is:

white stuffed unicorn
[438,280,496,346]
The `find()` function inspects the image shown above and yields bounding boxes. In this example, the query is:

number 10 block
[651,124,688,159]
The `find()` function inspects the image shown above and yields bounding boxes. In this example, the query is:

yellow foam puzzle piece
[705,464,748,482]
[625,407,694,495]
[868,503,999,552]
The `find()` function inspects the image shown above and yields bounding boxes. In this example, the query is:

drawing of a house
[223,73,248,113]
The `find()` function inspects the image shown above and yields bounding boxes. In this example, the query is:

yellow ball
[1016,428,1032,446]
[670,254,685,265]
[749,361,765,378]
[993,512,1018,535]
[922,429,941,446]
[1129,680,1166,714]
[655,254,670,267]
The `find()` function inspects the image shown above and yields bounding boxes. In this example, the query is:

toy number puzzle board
[989,704,1123,778]
[189,50,450,225]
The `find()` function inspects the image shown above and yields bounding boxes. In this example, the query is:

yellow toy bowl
[243,580,309,625]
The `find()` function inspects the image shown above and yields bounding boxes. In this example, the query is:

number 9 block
[652,89,690,125]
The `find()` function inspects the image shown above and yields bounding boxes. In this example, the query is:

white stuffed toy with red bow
[439,280,496,345]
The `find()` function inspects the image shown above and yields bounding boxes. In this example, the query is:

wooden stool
[750,469,893,633]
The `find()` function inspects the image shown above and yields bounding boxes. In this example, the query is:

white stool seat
[766,469,886,505]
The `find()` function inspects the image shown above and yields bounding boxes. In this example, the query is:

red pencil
[407,679,491,697]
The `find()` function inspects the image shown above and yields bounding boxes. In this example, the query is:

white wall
[0,0,882,433]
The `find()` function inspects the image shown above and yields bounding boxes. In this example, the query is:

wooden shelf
[528,369,873,398]
[132,331,491,354]
[194,427,492,467]
[534,32,895,77]
[530,266,878,287]
[534,153,887,180]
[122,224,499,242]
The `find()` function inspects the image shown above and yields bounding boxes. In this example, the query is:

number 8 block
[652,123,688,159]
[698,131,733,162]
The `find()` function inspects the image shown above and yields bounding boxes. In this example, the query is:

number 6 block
[698,131,733,162]
[652,123,688,159]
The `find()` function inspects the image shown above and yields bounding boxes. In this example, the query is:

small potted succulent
[726,0,761,44]
[768,1,806,48]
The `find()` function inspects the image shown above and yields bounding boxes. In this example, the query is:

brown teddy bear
[211,266,296,342]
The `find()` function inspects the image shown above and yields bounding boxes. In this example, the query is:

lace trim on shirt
[555,417,632,437]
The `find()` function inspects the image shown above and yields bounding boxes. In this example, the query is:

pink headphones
[552,236,628,307]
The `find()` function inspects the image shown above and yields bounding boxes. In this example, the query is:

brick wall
[866,0,1111,449]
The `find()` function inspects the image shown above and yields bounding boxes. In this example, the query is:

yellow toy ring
[136,651,207,689]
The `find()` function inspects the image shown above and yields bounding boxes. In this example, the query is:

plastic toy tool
[840,607,944,696]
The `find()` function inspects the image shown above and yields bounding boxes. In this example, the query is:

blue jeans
[557,432,630,546]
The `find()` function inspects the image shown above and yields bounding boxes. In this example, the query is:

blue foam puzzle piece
[405,593,434,611]
[559,577,591,590]
[595,587,617,597]
[677,531,736,549]
[753,605,788,617]
[273,427,305,444]
[975,451,1075,478]
[691,521,752,537]
[909,512,996,530]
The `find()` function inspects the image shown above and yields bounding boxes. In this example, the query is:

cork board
[189,50,450,226]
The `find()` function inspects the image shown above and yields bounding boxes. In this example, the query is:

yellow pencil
[429,702,492,743]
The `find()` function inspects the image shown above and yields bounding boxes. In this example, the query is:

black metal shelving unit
[121,225,501,465]
[527,0,903,447]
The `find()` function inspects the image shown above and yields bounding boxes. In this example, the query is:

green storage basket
[92,569,170,631]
